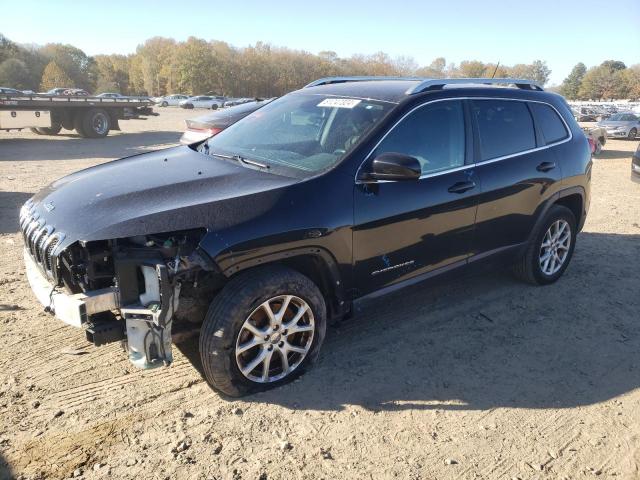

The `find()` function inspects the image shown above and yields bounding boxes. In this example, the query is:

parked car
[632,143,640,183]
[97,92,126,98]
[20,77,590,397]
[223,97,254,107]
[179,95,225,109]
[44,87,71,95]
[583,126,606,155]
[180,99,274,144]
[153,94,189,107]
[43,88,89,96]
[597,113,640,139]
[572,106,599,122]
[0,87,24,95]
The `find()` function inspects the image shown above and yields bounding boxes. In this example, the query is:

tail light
[185,120,223,137]
[586,136,596,154]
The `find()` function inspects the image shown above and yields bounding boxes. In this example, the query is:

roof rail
[304,76,423,88]
[303,76,544,94]
[406,78,544,94]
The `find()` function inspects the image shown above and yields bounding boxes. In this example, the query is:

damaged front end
[22,217,223,369]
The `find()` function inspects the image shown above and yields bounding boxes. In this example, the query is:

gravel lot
[0,110,639,480]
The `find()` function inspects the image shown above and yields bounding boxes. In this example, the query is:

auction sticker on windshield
[317,98,362,109]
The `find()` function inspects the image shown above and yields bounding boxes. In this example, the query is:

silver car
[154,94,190,107]
[597,113,640,140]
[179,95,226,110]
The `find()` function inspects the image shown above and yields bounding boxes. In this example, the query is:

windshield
[202,93,394,173]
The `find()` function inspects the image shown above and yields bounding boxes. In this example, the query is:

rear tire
[35,124,62,136]
[199,266,326,397]
[628,128,637,140]
[512,205,577,285]
[74,112,88,137]
[161,101,168,107]
[81,108,110,138]
[211,104,218,110]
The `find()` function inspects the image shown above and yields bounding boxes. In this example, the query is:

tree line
[559,61,640,100]
[0,32,637,100]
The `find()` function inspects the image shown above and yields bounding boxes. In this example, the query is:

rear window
[529,102,569,145]
[472,100,536,161]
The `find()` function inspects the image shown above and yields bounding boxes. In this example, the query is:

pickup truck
[0,93,154,137]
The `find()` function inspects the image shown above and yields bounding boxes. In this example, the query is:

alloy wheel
[539,219,571,276]
[235,295,315,383]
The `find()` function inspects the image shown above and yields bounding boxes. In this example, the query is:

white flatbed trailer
[0,94,156,138]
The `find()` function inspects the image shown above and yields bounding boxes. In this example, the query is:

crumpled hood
[29,146,298,244]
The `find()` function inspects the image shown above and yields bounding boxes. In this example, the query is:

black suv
[20,77,591,396]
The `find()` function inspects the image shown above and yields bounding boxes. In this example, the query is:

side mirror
[360,152,422,182]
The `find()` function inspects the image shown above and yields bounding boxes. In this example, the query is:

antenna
[491,62,500,79]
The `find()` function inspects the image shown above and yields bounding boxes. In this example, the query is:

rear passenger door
[471,99,567,257]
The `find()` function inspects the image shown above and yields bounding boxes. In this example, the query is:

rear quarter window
[472,100,536,161]
[529,102,569,145]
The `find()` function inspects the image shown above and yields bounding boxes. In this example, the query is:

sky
[1,0,639,85]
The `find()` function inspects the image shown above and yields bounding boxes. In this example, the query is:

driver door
[353,99,479,295]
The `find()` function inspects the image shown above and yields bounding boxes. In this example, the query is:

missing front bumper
[24,249,118,327]
[24,250,179,369]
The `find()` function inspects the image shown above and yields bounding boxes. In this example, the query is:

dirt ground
[0,110,639,480]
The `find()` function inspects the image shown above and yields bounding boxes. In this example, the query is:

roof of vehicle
[297,77,546,104]
[298,80,420,103]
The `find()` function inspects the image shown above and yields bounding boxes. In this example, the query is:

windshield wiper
[207,151,269,169]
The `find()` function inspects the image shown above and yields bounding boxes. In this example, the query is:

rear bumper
[24,249,117,328]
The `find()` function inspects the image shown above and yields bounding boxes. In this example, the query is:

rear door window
[472,100,536,161]
[529,102,569,145]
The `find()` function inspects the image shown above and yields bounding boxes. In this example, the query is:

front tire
[628,128,637,140]
[593,139,603,156]
[161,101,168,107]
[211,104,219,110]
[513,205,577,285]
[199,266,326,397]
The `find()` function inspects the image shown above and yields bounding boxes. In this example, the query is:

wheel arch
[528,186,586,248]
[222,248,348,322]
[554,191,584,230]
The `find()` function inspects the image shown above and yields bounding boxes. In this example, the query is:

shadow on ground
[0,130,181,162]
[0,192,32,234]
[177,231,640,412]
[594,148,634,160]
[0,452,13,480]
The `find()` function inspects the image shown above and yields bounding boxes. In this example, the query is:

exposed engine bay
[37,229,223,369]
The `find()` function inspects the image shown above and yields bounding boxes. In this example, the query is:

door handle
[448,181,476,194]
[536,161,556,172]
